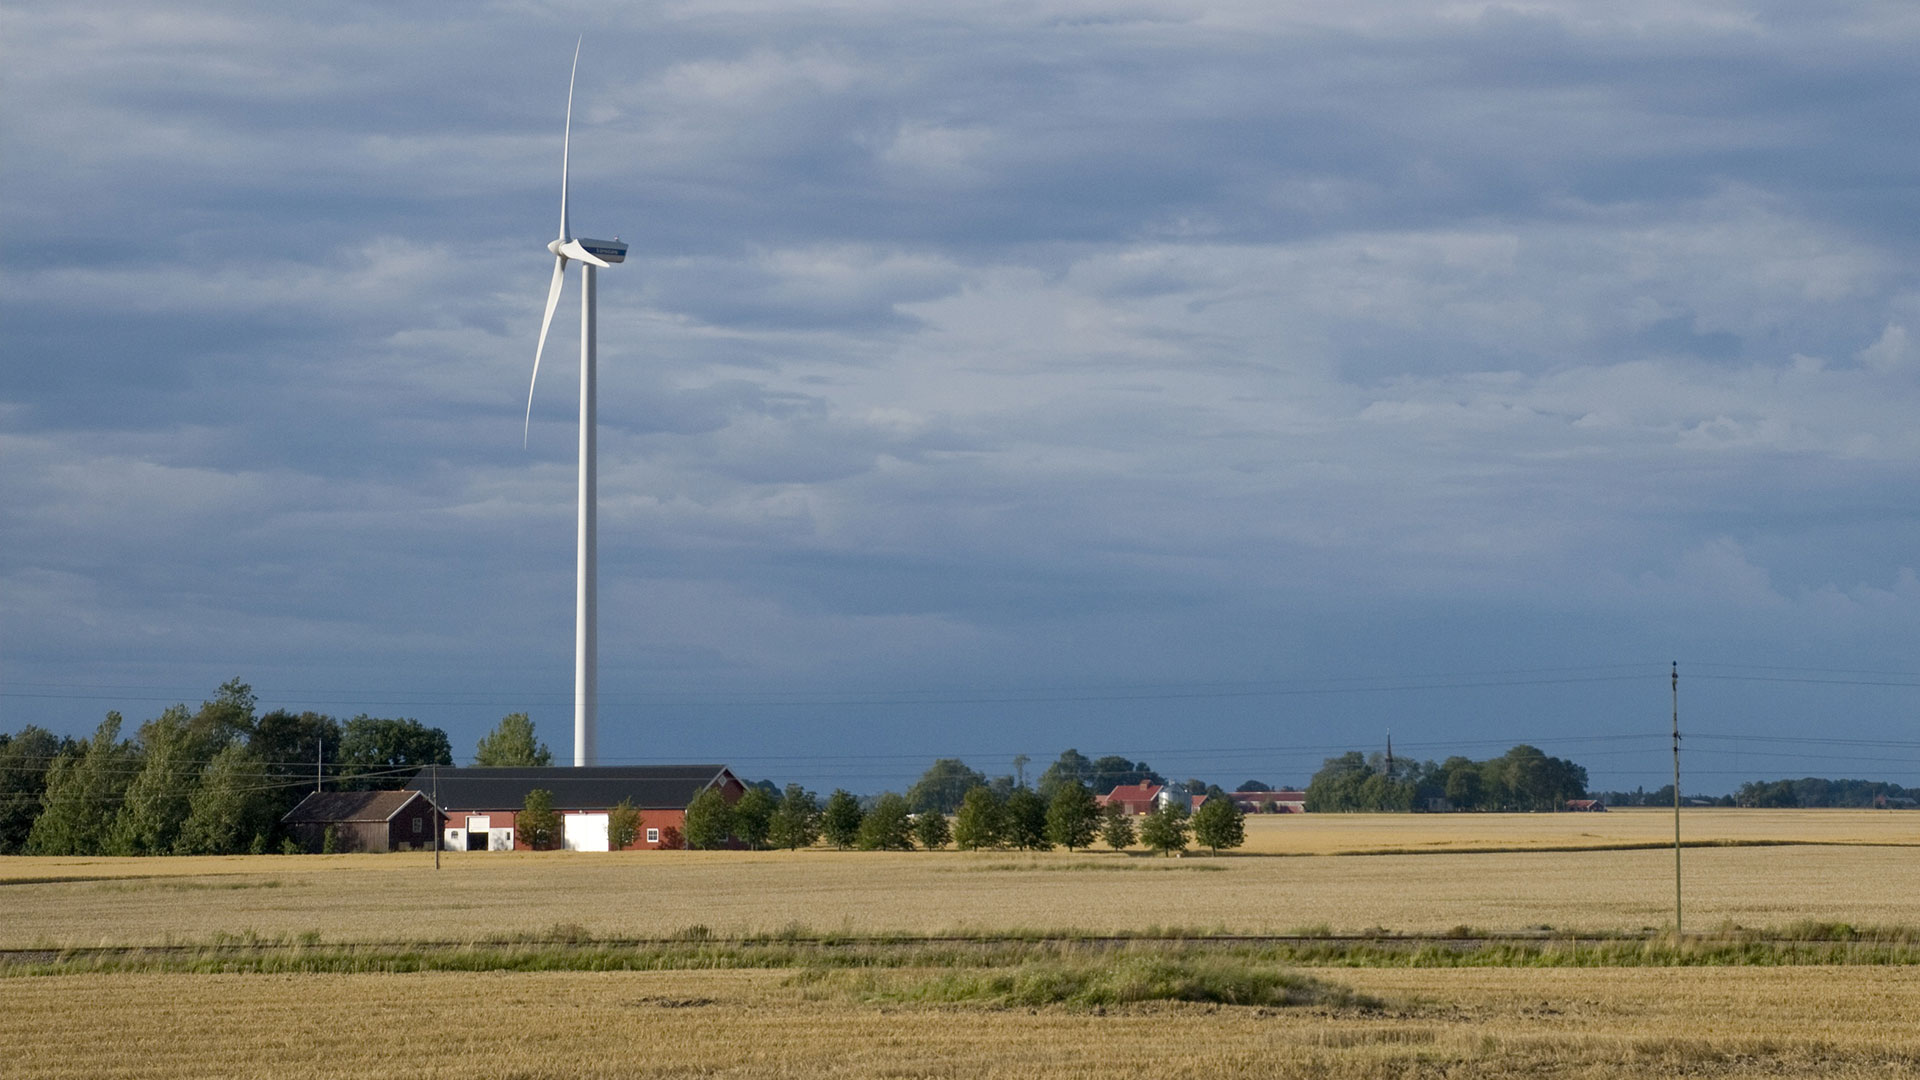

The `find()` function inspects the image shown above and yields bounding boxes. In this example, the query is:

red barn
[403,765,745,851]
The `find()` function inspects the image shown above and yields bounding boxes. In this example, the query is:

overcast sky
[3,1,1917,794]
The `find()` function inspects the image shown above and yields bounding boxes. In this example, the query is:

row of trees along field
[902,750,1271,815]
[0,681,465,855]
[1304,744,1590,812]
[1732,777,1915,807]
[604,777,1249,856]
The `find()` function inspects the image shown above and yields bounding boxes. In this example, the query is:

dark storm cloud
[2,1,1916,791]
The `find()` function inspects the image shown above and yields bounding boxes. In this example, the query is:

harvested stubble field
[5,965,1918,1078]
[3,810,1914,946]
[5,810,1916,1078]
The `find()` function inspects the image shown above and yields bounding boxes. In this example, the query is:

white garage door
[563,813,610,852]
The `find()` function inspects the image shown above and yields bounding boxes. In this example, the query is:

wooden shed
[281,789,440,852]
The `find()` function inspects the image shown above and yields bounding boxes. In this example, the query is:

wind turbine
[526,41,626,768]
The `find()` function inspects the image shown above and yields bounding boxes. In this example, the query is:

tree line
[0,681,477,856]
[1304,744,1590,812]
[1731,777,1913,808]
[525,774,1250,856]
[900,749,1281,815]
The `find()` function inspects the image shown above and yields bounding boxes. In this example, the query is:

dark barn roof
[403,765,737,811]
[282,789,430,824]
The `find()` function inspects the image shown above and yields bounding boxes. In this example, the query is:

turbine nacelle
[576,237,628,264]
[547,236,627,267]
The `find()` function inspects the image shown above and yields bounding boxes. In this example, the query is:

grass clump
[942,862,1227,874]
[811,955,1378,1010]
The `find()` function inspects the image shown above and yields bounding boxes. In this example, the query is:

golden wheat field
[6,810,1916,1078]
[3,811,1915,946]
[5,966,1917,1079]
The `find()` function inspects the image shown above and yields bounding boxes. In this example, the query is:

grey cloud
[3,1,1917,789]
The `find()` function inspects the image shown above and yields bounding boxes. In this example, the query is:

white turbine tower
[526,41,626,767]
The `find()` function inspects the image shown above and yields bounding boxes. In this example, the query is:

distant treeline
[0,680,454,856]
[1589,786,1725,807]
[1306,745,1589,812]
[1731,777,1916,808]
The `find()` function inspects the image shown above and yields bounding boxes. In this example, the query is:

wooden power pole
[1671,661,1682,937]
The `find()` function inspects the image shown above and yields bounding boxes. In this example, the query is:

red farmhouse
[1097,782,1166,816]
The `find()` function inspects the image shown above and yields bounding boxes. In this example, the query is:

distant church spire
[1385,730,1394,780]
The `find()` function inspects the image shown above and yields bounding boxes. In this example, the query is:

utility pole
[1671,660,1682,937]
[432,764,441,871]
[316,740,324,793]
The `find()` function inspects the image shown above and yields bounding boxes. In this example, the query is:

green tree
[0,726,67,854]
[248,709,342,828]
[1360,772,1415,812]
[1493,745,1587,811]
[821,789,864,849]
[952,785,1005,850]
[608,799,642,849]
[857,792,915,851]
[906,758,988,815]
[1138,801,1190,856]
[1090,756,1162,792]
[249,709,342,780]
[1044,780,1100,851]
[1036,749,1094,800]
[338,715,453,789]
[913,809,951,850]
[517,788,560,850]
[177,743,278,855]
[732,785,777,850]
[1304,751,1371,812]
[1100,802,1135,851]
[684,786,735,850]
[1191,795,1246,855]
[473,712,552,767]
[1003,787,1051,851]
[193,679,258,745]
[110,706,204,855]
[29,714,135,855]
[768,784,821,850]
[1441,757,1483,810]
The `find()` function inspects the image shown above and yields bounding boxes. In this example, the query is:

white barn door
[564,813,610,852]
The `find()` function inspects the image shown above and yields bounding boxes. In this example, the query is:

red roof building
[1228,790,1307,813]
[1097,782,1165,816]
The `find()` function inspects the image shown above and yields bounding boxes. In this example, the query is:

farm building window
[646,828,659,844]
[411,817,422,834]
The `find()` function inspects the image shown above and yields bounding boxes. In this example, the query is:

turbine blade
[525,254,568,447]
[560,38,579,241]
[558,239,611,268]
